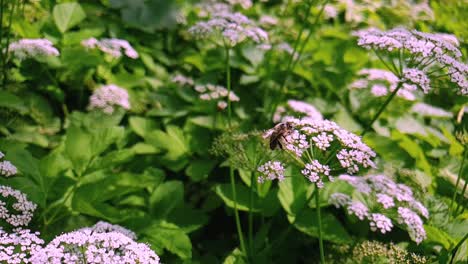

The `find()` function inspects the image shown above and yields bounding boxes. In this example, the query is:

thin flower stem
[225,45,247,258]
[361,82,403,136]
[289,0,329,73]
[1,0,17,89]
[268,0,315,120]
[259,189,317,256]
[248,171,256,259]
[454,147,467,216]
[230,167,247,257]
[450,146,466,214]
[373,49,398,76]
[449,232,468,264]
[226,47,232,128]
[315,187,326,264]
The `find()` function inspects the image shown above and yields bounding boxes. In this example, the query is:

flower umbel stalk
[361,82,403,136]
[315,187,326,263]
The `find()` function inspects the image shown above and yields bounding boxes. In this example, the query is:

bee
[263,122,294,150]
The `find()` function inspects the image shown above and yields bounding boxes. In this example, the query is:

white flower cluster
[0,152,17,177]
[273,100,323,123]
[78,221,137,240]
[0,185,37,227]
[355,27,467,95]
[8,39,59,60]
[189,11,268,47]
[82,38,139,59]
[301,160,332,188]
[331,174,428,243]
[350,69,417,101]
[30,230,160,264]
[171,75,240,110]
[171,74,195,86]
[0,228,44,264]
[88,84,131,114]
[257,161,285,183]
[261,118,376,188]
[411,102,453,118]
[326,0,433,24]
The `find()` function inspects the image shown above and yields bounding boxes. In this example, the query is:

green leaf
[293,210,352,244]
[143,221,192,259]
[129,116,158,138]
[277,170,309,217]
[214,183,279,215]
[185,159,216,181]
[150,181,184,219]
[53,2,86,33]
[146,125,189,162]
[0,91,28,113]
[424,225,456,250]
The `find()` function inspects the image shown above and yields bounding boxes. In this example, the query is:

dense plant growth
[0,0,467,263]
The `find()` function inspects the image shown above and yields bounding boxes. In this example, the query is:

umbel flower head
[0,228,44,264]
[188,11,268,47]
[78,221,137,240]
[330,174,428,244]
[273,100,323,123]
[171,75,240,110]
[355,27,468,95]
[350,69,417,101]
[260,118,376,188]
[81,38,139,59]
[0,152,17,177]
[30,230,160,264]
[0,185,37,227]
[88,84,131,114]
[8,38,59,60]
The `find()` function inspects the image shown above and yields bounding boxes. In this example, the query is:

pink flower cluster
[82,38,139,59]
[189,11,268,47]
[0,185,36,227]
[261,118,376,188]
[273,100,323,123]
[30,230,160,264]
[331,174,428,243]
[355,28,467,94]
[88,84,131,114]
[8,39,59,60]
[0,152,17,177]
[78,221,137,240]
[257,161,285,183]
[301,160,332,188]
[350,68,417,101]
[0,228,44,264]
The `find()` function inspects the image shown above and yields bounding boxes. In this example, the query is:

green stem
[230,167,247,257]
[315,187,325,263]
[248,171,255,259]
[450,147,466,215]
[225,45,246,258]
[268,0,314,120]
[289,0,329,73]
[259,189,316,256]
[1,0,16,89]
[361,82,403,136]
[226,47,232,129]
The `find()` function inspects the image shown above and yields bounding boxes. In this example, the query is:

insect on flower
[263,122,294,150]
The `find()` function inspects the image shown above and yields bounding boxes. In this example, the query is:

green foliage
[0,0,466,263]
